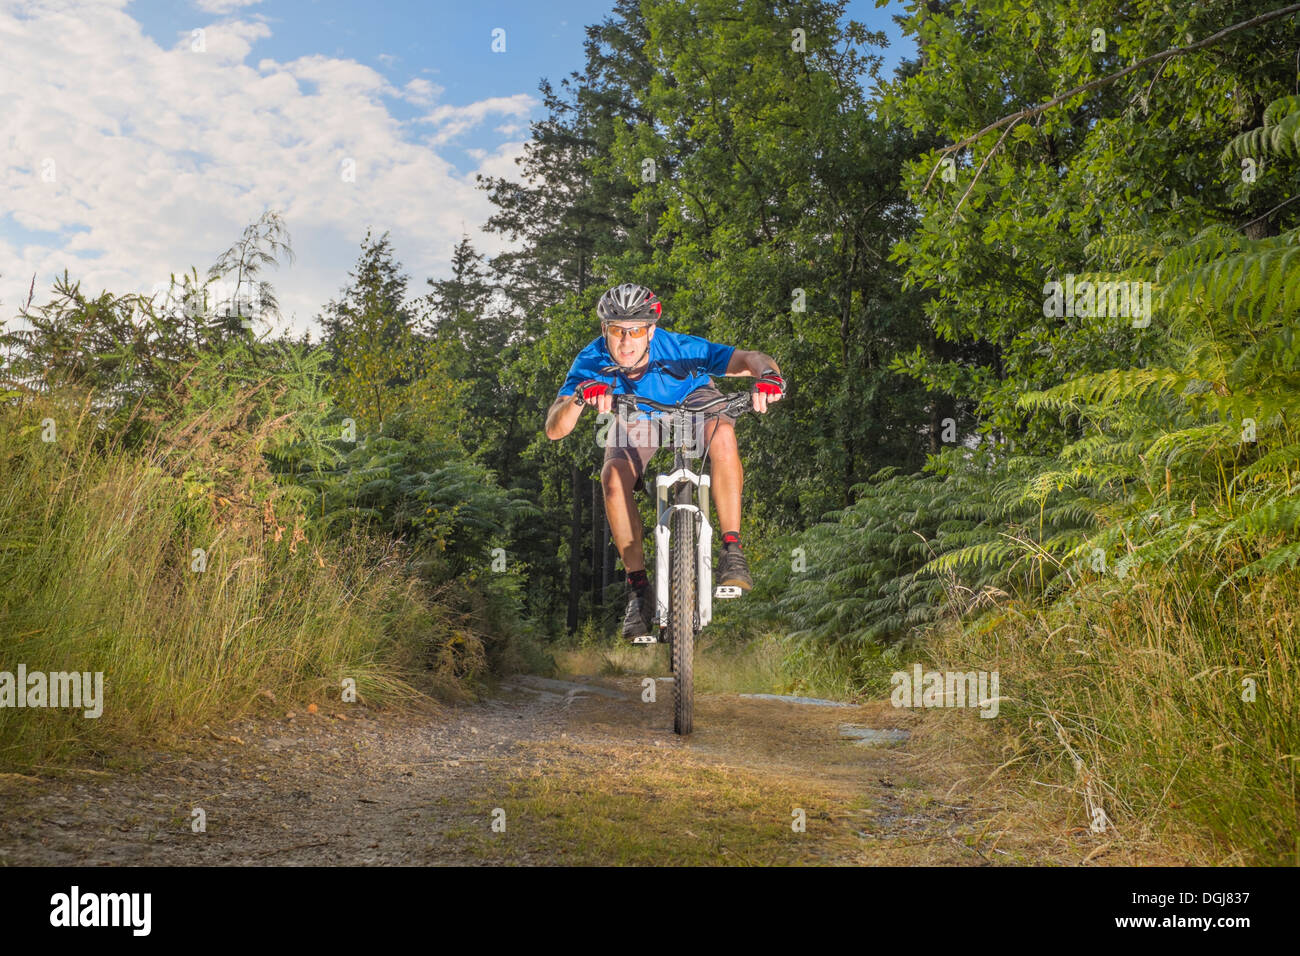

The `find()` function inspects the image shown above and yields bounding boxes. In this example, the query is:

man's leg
[696,413,753,590]
[701,417,741,533]
[601,457,645,571]
[603,428,657,639]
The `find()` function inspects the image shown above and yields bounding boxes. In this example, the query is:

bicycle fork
[653,467,714,634]
[652,470,746,630]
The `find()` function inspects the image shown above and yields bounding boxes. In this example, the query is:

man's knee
[602,458,639,494]
[706,420,740,459]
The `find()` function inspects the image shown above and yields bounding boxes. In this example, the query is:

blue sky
[124,0,916,175]
[1,0,916,336]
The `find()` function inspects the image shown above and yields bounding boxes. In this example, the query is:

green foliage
[771,4,1299,650]
[1222,94,1300,164]
[771,455,1095,649]
[790,51,1300,649]
[292,428,540,577]
[608,0,936,521]
[881,0,1297,451]
[320,230,467,442]
[0,208,549,771]
[757,6,1300,857]
[474,0,948,636]
[1,271,188,421]
[421,236,526,483]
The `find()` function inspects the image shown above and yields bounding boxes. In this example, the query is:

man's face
[604,320,654,367]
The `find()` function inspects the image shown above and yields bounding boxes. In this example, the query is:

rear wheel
[670,499,696,735]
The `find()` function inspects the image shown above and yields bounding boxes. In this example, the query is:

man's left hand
[751,370,785,413]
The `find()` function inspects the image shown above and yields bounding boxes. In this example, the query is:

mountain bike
[606,382,759,735]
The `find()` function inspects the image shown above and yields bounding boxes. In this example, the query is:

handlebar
[598,364,767,420]
[609,390,754,419]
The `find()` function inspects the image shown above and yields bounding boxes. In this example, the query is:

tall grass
[0,392,470,770]
[926,557,1299,865]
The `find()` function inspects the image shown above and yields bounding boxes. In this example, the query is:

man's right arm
[545,393,585,440]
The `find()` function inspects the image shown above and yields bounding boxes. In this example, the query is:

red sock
[721,531,741,549]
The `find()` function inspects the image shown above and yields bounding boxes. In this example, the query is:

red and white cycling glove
[754,370,786,397]
[573,379,611,406]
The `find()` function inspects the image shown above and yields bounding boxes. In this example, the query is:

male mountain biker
[544,283,785,641]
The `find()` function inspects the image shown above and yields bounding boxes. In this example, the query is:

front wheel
[670,502,696,735]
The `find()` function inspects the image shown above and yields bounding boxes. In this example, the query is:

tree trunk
[929,331,956,455]
[591,475,602,606]
[567,464,582,633]
[602,514,615,603]
[840,234,860,505]
[498,391,522,487]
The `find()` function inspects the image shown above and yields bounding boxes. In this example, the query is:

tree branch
[922,3,1300,194]
[949,118,1021,223]
[1241,192,1300,231]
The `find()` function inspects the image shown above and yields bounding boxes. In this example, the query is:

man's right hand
[575,379,613,415]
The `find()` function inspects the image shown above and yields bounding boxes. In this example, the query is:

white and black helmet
[597,283,662,323]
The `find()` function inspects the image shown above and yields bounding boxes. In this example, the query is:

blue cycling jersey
[559,329,736,416]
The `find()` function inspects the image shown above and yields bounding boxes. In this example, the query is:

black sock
[721,531,742,549]
[628,568,649,589]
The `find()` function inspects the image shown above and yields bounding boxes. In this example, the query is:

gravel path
[0,675,1041,866]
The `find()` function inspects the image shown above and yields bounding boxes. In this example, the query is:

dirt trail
[0,676,1072,866]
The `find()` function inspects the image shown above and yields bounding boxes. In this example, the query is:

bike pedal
[713,585,744,599]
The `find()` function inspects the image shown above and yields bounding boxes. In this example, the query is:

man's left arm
[724,349,781,379]
[723,349,784,413]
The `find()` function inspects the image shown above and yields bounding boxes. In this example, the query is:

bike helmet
[597,283,662,323]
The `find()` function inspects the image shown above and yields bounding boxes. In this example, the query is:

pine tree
[319,229,462,441]
[475,1,659,634]
[422,236,519,481]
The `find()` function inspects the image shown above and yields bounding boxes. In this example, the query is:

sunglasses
[604,324,652,340]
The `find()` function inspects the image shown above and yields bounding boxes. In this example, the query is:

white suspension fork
[654,468,713,630]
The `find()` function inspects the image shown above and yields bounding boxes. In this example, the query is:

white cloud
[418,94,535,147]
[0,0,535,337]
[474,140,529,182]
[193,0,265,15]
[402,76,441,106]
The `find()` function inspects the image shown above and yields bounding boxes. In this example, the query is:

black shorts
[601,384,738,492]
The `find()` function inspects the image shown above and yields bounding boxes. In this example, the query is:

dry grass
[552,630,831,697]
[916,564,1300,866]
[0,394,464,771]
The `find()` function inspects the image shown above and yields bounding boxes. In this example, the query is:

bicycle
[603,373,764,735]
